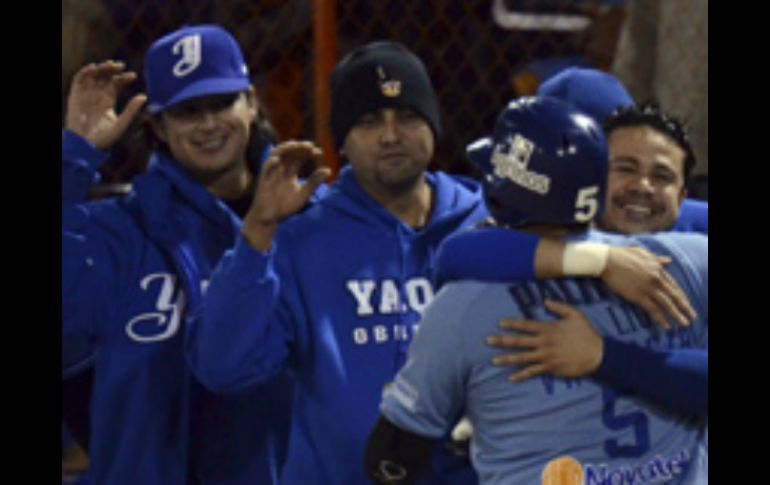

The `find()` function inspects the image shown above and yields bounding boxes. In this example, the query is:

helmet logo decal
[377,66,402,98]
[172,34,202,77]
[491,134,551,194]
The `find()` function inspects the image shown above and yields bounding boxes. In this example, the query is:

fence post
[313,0,339,178]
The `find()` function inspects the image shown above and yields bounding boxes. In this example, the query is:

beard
[367,154,431,197]
[374,168,423,195]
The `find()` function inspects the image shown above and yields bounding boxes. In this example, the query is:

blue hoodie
[62,130,292,485]
[188,165,490,484]
[62,334,94,380]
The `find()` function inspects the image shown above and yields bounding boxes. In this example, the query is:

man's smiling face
[598,125,687,234]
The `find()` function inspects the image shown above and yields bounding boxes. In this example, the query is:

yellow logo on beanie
[377,66,401,97]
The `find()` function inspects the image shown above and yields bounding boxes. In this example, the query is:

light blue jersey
[381,230,708,484]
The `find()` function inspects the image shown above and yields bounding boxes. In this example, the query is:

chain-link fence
[62,0,707,193]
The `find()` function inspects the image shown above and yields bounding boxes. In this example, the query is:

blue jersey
[62,130,292,485]
[188,166,506,484]
[382,230,708,484]
[435,226,708,416]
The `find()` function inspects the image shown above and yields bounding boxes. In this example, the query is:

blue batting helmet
[468,97,609,228]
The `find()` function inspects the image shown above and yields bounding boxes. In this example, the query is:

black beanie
[330,41,441,149]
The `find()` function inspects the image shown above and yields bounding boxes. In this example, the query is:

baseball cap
[537,67,633,123]
[144,24,250,114]
[330,41,441,149]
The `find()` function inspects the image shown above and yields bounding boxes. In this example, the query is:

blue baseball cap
[537,67,633,123]
[144,24,250,114]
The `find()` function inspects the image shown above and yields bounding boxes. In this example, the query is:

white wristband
[562,242,610,277]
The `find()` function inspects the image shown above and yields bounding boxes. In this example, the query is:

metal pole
[313,0,339,178]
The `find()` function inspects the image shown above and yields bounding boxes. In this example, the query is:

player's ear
[149,116,168,143]
[246,86,259,122]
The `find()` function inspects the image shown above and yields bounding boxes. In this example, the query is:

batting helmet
[468,96,609,228]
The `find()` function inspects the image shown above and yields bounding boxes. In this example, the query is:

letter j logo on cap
[172,34,202,77]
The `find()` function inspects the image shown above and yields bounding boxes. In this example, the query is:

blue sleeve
[62,130,119,338]
[62,333,95,379]
[434,228,539,289]
[62,205,97,336]
[308,181,330,203]
[672,199,708,234]
[62,200,133,337]
[186,236,292,394]
[62,130,109,204]
[62,130,104,313]
[595,337,707,416]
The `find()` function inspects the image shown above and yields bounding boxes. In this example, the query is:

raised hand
[65,60,147,150]
[601,246,696,330]
[242,140,331,251]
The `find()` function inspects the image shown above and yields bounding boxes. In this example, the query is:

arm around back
[596,338,707,415]
[434,227,538,288]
